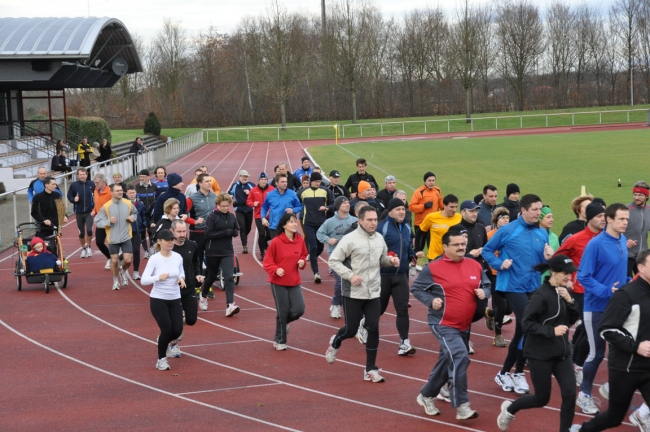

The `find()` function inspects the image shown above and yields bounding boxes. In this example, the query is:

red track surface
[1,125,644,431]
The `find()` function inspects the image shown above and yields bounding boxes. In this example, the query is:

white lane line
[0,316,299,432]
[176,383,282,396]
[182,340,265,348]
[177,143,226,176]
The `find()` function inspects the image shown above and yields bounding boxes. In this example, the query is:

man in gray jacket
[325,205,399,383]
[625,181,650,276]
[317,196,357,319]
[95,183,138,290]
[188,173,217,273]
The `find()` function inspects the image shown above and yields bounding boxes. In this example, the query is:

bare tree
[496,0,545,111]
[364,14,394,116]
[574,4,598,105]
[546,1,576,108]
[610,0,641,104]
[586,10,608,105]
[636,0,650,101]
[154,18,188,125]
[604,25,625,104]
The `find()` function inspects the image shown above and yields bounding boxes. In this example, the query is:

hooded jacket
[522,281,580,361]
[409,185,443,226]
[316,212,358,255]
[263,232,308,286]
[377,215,416,275]
[625,202,650,259]
[482,215,549,293]
[328,225,394,300]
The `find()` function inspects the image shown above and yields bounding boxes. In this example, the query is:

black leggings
[201,256,235,305]
[501,292,530,374]
[332,297,381,371]
[379,274,410,340]
[414,225,430,253]
[190,231,206,275]
[95,226,111,259]
[150,297,184,359]
[236,211,253,247]
[181,291,198,326]
[303,224,324,274]
[255,219,271,254]
[508,357,576,431]
[131,232,141,272]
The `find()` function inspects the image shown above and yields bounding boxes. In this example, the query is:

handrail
[8,122,57,157]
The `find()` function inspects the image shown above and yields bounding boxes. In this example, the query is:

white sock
[639,403,650,417]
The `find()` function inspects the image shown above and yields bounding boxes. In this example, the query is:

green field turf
[111,128,201,145]
[306,128,649,232]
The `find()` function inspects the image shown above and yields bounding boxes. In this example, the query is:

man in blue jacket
[66,167,95,258]
[28,167,62,203]
[261,173,302,238]
[483,193,554,395]
[151,173,188,223]
[228,170,255,254]
[575,203,629,415]
[377,198,423,355]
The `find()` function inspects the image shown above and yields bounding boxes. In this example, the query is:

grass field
[111,128,201,145]
[306,128,648,231]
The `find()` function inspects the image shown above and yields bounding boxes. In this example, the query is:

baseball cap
[385,175,396,183]
[549,255,578,274]
[239,170,249,176]
[157,229,175,241]
[329,170,340,178]
[460,200,480,211]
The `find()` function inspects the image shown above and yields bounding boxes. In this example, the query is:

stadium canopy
[0,17,142,90]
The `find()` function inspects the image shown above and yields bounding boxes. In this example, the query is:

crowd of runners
[28,155,650,432]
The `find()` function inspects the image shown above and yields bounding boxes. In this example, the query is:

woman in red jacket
[246,172,275,259]
[263,212,308,351]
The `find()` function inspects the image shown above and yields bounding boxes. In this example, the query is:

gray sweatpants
[270,284,305,344]
[420,324,471,408]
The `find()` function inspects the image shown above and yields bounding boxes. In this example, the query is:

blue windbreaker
[261,188,302,230]
[377,215,416,275]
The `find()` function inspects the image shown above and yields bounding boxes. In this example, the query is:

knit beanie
[506,183,520,197]
[585,202,605,222]
[386,198,405,213]
[310,172,322,182]
[357,181,371,195]
[423,171,436,182]
[167,173,183,188]
[539,206,553,222]
[334,196,349,211]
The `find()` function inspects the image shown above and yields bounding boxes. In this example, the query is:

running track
[1,124,644,431]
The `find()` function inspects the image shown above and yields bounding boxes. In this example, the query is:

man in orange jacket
[409,172,443,253]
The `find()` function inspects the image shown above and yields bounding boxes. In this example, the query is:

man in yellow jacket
[419,194,461,261]
[409,172,443,253]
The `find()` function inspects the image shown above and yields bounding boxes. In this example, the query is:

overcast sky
[2,0,615,44]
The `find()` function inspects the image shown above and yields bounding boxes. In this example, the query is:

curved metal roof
[0,17,142,72]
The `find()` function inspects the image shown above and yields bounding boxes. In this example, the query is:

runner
[190,165,220,194]
[187,173,216,271]
[125,184,147,280]
[497,255,580,431]
[376,175,397,209]
[152,173,187,222]
[411,230,489,419]
[135,169,158,258]
[31,176,67,239]
[261,173,302,238]
[419,194,462,261]
[66,167,95,258]
[496,183,521,222]
[154,198,181,235]
[153,166,169,196]
[344,157,377,198]
[409,171,443,253]
[247,172,275,260]
[625,181,650,277]
[477,185,498,227]
[558,195,593,244]
[141,229,185,371]
[263,213,308,350]
[293,156,313,178]
[91,173,113,269]
[325,206,400,383]
[228,170,255,254]
[486,207,513,347]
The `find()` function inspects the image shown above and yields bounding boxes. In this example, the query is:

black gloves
[424,202,433,209]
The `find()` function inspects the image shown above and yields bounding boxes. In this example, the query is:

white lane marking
[176,383,282,396]
[181,340,265,348]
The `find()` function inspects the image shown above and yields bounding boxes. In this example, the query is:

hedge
[67,116,112,145]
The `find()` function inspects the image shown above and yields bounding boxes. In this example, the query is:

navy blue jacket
[152,187,187,222]
[67,180,96,214]
[228,181,255,213]
[377,215,416,275]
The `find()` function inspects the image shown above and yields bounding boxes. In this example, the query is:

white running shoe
[132,271,141,280]
[199,295,208,311]
[356,318,368,344]
[105,259,111,270]
[598,382,609,400]
[156,358,170,370]
[112,279,120,290]
[495,372,515,392]
[144,251,150,259]
[569,426,582,432]
[574,365,583,386]
[86,246,92,257]
[630,408,650,431]
[502,315,513,325]
[120,269,128,286]
[314,273,321,284]
[80,248,87,259]
[398,339,416,356]
[149,246,155,255]
[364,368,385,383]
[166,343,181,358]
[576,393,601,415]
[225,303,240,317]
[436,382,451,402]
[329,304,341,319]
[417,393,440,416]
[512,372,530,394]
[468,341,475,355]
[456,402,478,420]
[325,335,338,363]
[497,400,514,431]
[273,342,288,351]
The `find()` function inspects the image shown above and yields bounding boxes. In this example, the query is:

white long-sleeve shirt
[141,251,185,300]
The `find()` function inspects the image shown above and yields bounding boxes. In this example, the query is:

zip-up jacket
[410,255,491,331]
[204,210,239,257]
[328,225,393,300]
[155,215,177,237]
[578,231,628,313]
[263,232,308,286]
[326,184,350,217]
[599,276,650,373]
[317,213,358,255]
[409,185,443,226]
[625,202,650,259]
[153,179,169,197]
[348,196,383,217]
[229,181,255,213]
[450,218,488,269]
[477,201,496,227]
[67,180,95,214]
[270,172,301,191]
[496,198,520,222]
[152,187,187,222]
[261,188,302,230]
[377,215,416,275]
[522,281,580,361]
[559,219,587,244]
[483,215,549,293]
[554,227,601,294]
[28,178,62,203]
[188,189,216,231]
[247,184,275,219]
[129,199,147,234]
[293,166,313,178]
[93,186,112,215]
[173,239,201,292]
[344,171,377,195]
[135,181,158,219]
[376,188,396,210]
[94,198,137,244]
[299,186,332,227]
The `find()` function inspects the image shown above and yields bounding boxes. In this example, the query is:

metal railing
[9,122,58,158]
[0,131,204,249]
[203,108,649,143]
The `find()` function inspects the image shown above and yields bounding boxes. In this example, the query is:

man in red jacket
[247,172,275,259]
[410,229,490,420]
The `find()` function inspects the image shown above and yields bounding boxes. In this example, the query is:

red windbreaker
[263,232,308,286]
[247,184,275,219]
[554,227,601,294]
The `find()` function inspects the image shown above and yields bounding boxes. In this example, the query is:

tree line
[66,0,650,131]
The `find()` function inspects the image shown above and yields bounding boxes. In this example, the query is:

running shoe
[456,402,478,420]
[485,307,495,331]
[364,368,385,383]
[398,339,416,356]
[207,289,215,299]
[468,341,475,355]
[495,372,514,392]
[325,335,338,364]
[120,269,128,286]
[416,393,440,416]
[512,373,530,394]
[574,365,583,386]
[225,302,240,317]
[569,426,582,432]
[356,318,368,344]
[497,400,514,431]
[80,248,87,259]
[112,279,120,290]
[314,273,321,284]
[329,305,341,319]
[493,335,507,347]
[436,382,451,402]
[166,343,181,358]
[149,246,155,255]
[144,251,150,259]
[199,295,208,311]
[273,342,287,351]
[242,245,248,254]
[85,246,92,257]
[503,316,513,325]
[156,358,170,370]
[630,408,650,431]
[105,259,112,270]
[132,271,141,280]
[576,393,601,415]
[598,382,609,400]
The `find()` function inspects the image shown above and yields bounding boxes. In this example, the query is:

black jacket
[326,184,349,218]
[204,211,239,257]
[129,141,146,154]
[496,198,520,222]
[31,191,60,229]
[559,219,587,245]
[135,182,158,219]
[599,277,650,373]
[173,240,201,293]
[522,281,580,361]
[97,144,113,162]
[270,172,301,192]
[450,219,488,269]
[376,189,395,210]
[344,172,377,195]
[152,188,187,222]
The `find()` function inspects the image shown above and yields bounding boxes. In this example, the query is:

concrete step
[12,158,50,178]
[0,150,31,167]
